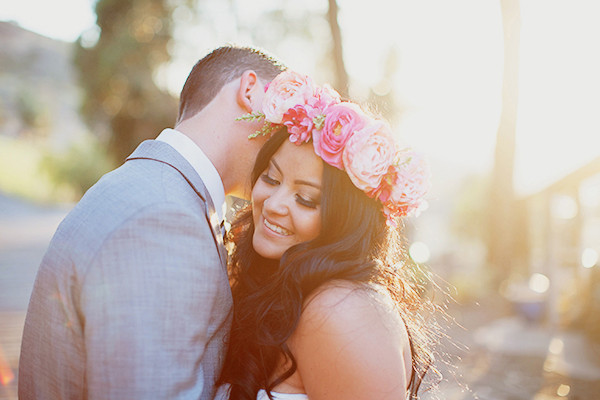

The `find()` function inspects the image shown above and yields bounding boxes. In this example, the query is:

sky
[1,0,599,197]
[0,0,96,42]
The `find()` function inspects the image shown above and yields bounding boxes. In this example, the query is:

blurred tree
[74,0,362,163]
[488,0,521,286]
[75,0,187,163]
[327,0,349,97]
[368,46,402,125]
[233,0,349,97]
[242,7,325,55]
[40,134,112,198]
[17,87,50,136]
[452,174,489,240]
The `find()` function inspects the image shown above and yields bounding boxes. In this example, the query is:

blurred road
[0,193,72,399]
[1,193,599,399]
[425,298,600,400]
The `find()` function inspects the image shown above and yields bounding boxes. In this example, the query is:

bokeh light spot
[557,384,570,397]
[409,241,430,264]
[581,248,598,268]
[528,273,550,294]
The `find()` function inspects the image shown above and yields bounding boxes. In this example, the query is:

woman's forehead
[270,140,324,182]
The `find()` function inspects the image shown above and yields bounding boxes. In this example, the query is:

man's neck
[175,120,234,195]
[156,128,227,220]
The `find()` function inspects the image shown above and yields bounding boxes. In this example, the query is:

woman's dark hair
[218,129,436,399]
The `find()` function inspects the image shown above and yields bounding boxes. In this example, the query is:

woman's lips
[263,217,292,236]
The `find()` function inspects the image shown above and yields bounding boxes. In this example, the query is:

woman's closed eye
[261,174,279,186]
[261,171,319,208]
[295,194,319,209]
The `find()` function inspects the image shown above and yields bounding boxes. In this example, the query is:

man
[19,45,285,399]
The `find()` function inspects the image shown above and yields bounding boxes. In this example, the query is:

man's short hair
[177,45,286,123]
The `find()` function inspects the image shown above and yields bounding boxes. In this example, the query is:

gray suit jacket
[19,140,233,399]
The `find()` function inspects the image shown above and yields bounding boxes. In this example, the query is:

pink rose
[311,84,341,113]
[262,71,315,124]
[381,149,430,222]
[342,121,396,196]
[282,84,342,144]
[282,104,314,144]
[314,102,368,169]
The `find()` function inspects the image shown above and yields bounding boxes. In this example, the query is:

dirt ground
[423,296,600,400]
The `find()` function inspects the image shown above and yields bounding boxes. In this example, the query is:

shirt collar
[156,128,226,222]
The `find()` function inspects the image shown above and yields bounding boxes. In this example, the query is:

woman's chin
[252,234,284,260]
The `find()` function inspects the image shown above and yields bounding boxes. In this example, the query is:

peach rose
[262,71,315,124]
[342,121,396,196]
[381,149,430,222]
[312,84,341,113]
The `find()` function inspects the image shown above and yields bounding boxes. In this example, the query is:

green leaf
[313,114,326,130]
[236,111,266,122]
[248,121,277,139]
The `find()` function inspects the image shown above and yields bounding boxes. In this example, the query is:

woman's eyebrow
[272,157,321,189]
[295,179,321,189]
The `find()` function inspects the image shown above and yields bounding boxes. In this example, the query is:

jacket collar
[126,140,227,266]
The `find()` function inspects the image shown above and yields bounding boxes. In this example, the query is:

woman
[218,71,434,399]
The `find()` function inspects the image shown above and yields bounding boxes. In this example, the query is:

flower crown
[238,70,430,226]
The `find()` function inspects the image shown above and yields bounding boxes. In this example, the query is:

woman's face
[252,140,323,259]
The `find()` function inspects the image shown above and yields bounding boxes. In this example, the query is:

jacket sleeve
[80,201,228,399]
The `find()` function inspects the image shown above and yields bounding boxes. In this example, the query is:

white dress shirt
[156,128,226,223]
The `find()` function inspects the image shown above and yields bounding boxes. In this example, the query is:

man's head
[177,45,285,125]
[174,45,286,199]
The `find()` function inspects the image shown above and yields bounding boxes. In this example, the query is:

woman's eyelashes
[261,173,320,209]
[261,173,279,186]
[295,194,319,209]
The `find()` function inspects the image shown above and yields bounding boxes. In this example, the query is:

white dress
[256,389,308,400]
[215,385,308,400]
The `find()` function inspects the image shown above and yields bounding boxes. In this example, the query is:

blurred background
[1,0,599,398]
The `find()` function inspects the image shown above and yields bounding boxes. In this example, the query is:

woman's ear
[237,70,259,113]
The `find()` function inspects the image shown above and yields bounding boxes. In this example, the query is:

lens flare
[0,346,15,386]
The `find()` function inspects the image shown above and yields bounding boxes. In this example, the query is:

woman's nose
[263,188,289,216]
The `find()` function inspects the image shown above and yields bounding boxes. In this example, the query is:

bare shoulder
[289,281,412,399]
[298,280,408,341]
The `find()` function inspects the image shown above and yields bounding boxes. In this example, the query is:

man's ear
[236,70,259,113]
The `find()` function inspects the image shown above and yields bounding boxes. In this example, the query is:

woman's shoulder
[303,281,402,320]
[289,280,412,398]
[296,280,409,347]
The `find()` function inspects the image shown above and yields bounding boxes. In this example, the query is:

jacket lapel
[126,140,227,268]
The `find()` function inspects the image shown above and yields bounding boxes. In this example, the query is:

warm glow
[514,1,600,195]
[5,1,598,195]
[0,369,14,386]
[0,346,15,386]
